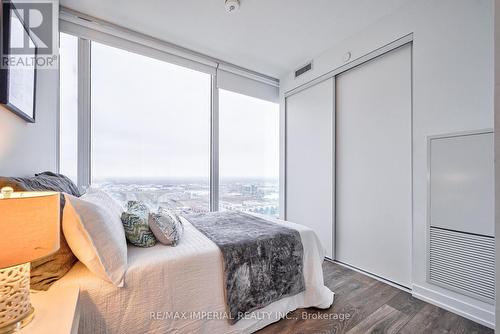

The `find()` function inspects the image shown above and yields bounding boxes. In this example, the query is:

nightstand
[18,285,80,334]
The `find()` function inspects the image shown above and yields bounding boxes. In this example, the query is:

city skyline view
[94,176,279,217]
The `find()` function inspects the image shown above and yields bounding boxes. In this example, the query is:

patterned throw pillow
[148,207,184,246]
[121,201,157,247]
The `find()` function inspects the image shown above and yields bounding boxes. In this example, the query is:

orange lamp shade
[0,191,60,268]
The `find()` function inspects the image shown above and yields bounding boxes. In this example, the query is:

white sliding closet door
[286,78,334,258]
[335,44,412,287]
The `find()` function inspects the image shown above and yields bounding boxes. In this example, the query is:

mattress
[52,214,334,334]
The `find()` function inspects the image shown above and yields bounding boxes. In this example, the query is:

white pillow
[83,188,124,218]
[63,193,127,286]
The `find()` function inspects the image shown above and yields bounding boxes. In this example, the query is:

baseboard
[412,284,495,329]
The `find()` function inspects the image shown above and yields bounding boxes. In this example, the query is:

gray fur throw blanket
[185,211,305,324]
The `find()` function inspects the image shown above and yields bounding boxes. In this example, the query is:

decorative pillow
[63,194,127,286]
[84,188,124,218]
[149,207,184,246]
[0,172,80,290]
[121,201,157,247]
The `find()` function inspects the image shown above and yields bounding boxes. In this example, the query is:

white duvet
[53,215,334,334]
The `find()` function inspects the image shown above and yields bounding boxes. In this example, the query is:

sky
[60,36,279,182]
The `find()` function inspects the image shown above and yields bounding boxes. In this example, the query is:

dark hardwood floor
[257,261,493,334]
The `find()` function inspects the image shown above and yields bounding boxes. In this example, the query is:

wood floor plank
[386,290,426,317]
[399,304,460,334]
[345,304,410,334]
[348,270,379,287]
[256,261,493,334]
[331,281,401,333]
[323,261,356,285]
[329,278,367,304]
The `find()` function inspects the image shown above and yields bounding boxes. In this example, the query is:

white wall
[281,0,494,327]
[0,1,59,177]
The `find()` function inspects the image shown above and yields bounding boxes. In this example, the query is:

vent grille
[429,227,495,303]
[295,62,312,78]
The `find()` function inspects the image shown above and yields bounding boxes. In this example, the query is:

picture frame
[0,1,37,123]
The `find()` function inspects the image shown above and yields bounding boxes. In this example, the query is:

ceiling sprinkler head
[225,0,240,13]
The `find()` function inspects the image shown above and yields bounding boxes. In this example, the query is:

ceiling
[60,0,411,78]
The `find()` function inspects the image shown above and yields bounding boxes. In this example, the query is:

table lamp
[0,187,60,333]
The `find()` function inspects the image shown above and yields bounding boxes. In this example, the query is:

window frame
[58,30,280,215]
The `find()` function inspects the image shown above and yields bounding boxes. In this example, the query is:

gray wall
[281,0,494,327]
[0,1,59,177]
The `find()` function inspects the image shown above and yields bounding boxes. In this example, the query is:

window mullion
[210,74,219,211]
[77,38,91,190]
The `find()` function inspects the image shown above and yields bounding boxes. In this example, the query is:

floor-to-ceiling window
[59,33,78,184]
[219,89,279,216]
[59,33,279,216]
[90,42,211,213]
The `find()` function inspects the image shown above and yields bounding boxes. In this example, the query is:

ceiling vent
[295,62,312,78]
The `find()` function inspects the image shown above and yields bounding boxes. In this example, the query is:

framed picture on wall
[0,1,37,123]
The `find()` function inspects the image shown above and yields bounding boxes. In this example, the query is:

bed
[52,214,334,334]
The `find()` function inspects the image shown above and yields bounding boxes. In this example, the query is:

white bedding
[53,215,334,334]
